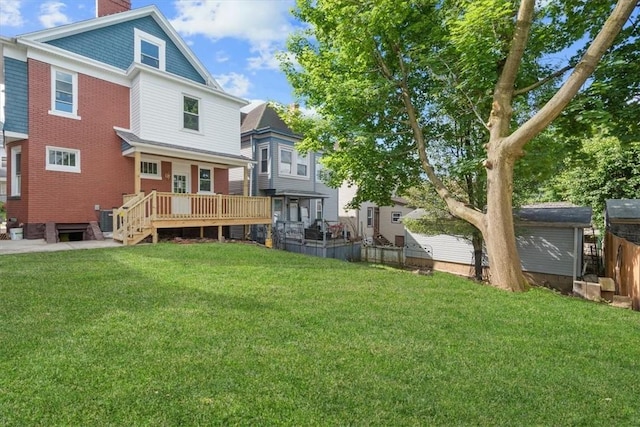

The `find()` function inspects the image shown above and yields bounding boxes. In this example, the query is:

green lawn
[1,243,639,426]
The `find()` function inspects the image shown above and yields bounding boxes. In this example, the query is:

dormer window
[134,29,166,71]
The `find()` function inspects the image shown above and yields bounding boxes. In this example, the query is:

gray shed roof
[605,199,640,221]
[404,206,592,228]
[515,207,592,227]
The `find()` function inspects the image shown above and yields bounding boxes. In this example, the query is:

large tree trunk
[483,149,529,291]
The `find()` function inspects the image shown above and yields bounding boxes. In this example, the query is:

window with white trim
[50,68,79,118]
[315,155,324,182]
[367,207,374,227]
[259,146,269,174]
[391,211,402,224]
[134,29,166,71]
[11,146,21,196]
[278,145,309,178]
[46,146,80,173]
[315,200,323,220]
[140,160,161,179]
[183,95,200,131]
[199,167,213,193]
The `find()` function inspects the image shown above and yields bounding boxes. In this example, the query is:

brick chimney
[97,0,131,17]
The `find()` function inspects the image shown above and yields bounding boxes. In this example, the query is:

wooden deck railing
[154,192,271,220]
[113,191,272,245]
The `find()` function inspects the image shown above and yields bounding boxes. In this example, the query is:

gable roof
[241,103,298,136]
[15,5,220,89]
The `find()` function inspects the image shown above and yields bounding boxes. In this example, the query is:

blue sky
[0,0,302,107]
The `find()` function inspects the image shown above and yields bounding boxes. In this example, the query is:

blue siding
[46,16,205,84]
[3,57,29,134]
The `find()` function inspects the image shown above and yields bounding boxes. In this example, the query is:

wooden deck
[113,191,271,245]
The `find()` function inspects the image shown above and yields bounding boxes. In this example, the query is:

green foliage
[543,132,640,228]
[281,1,636,212]
[1,244,639,425]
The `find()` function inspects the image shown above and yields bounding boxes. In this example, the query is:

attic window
[134,29,166,71]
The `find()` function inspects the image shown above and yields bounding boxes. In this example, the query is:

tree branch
[488,0,535,139]
[505,0,638,151]
[372,43,485,230]
[513,64,573,96]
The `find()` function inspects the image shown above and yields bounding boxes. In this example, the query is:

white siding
[379,205,413,244]
[406,227,579,276]
[516,227,577,276]
[130,77,141,135]
[135,72,241,156]
[406,232,476,265]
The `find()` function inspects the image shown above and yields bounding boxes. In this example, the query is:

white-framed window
[46,146,80,173]
[10,146,21,196]
[279,147,292,175]
[134,29,166,71]
[391,211,402,224]
[259,146,269,174]
[199,167,213,193]
[50,67,80,119]
[1,156,6,168]
[315,200,323,220]
[183,95,200,131]
[315,155,324,182]
[278,145,309,178]
[140,160,161,179]
[367,207,374,227]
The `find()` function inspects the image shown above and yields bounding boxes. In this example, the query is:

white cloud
[170,0,297,71]
[215,72,251,98]
[215,50,230,63]
[39,1,71,28]
[0,0,25,27]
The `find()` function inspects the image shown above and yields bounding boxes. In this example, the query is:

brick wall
[25,59,132,227]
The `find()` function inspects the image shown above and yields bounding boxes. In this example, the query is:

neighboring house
[230,103,339,234]
[1,0,269,243]
[338,185,412,245]
[404,205,593,292]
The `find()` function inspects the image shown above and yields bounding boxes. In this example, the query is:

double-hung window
[279,148,292,175]
[50,68,79,118]
[367,207,374,227]
[134,29,166,71]
[315,155,324,182]
[46,146,80,173]
[259,146,269,174]
[391,212,402,224]
[199,167,213,193]
[279,145,309,178]
[183,95,200,131]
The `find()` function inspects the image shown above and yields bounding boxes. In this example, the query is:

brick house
[1,0,270,243]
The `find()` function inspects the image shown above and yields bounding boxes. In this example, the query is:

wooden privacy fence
[605,231,640,311]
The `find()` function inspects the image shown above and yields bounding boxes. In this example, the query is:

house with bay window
[1,0,270,244]
[230,103,345,256]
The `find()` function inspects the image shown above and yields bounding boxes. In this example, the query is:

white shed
[404,205,592,291]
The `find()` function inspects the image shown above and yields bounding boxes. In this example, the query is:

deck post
[218,225,223,241]
[134,151,141,194]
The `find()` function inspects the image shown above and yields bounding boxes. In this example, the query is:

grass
[0,242,639,426]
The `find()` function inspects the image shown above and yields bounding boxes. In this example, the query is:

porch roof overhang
[272,190,330,199]
[115,128,254,168]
